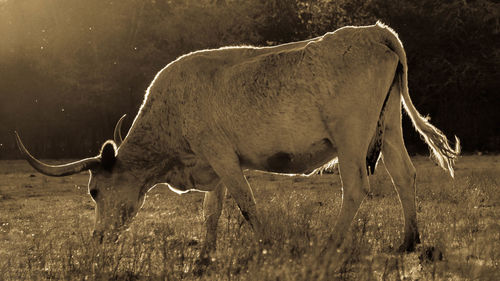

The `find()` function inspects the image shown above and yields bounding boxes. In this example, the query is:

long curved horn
[14,132,100,177]
[113,114,126,146]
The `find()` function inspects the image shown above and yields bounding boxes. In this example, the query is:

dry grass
[0,155,499,280]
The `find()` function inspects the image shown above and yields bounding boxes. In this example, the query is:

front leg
[193,146,262,275]
[194,142,264,240]
[213,165,263,239]
[200,182,226,260]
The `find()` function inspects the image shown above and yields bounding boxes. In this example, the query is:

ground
[0,155,499,280]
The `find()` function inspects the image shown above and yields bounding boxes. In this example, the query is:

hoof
[419,246,443,263]
[193,266,205,276]
[397,242,416,253]
[193,256,211,276]
[398,232,421,253]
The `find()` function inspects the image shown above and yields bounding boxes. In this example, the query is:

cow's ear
[100,140,117,171]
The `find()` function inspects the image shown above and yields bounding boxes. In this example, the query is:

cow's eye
[89,189,99,200]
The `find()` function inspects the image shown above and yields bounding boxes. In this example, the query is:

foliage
[0,0,498,158]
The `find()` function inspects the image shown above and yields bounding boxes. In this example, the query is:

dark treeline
[0,0,498,159]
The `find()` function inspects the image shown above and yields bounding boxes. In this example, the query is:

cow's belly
[240,138,337,174]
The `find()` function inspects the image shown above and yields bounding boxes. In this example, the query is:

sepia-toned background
[0,0,498,158]
[1,2,499,280]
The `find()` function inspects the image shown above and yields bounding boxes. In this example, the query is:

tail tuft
[420,122,461,178]
[402,92,460,178]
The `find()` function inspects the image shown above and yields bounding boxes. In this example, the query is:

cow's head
[14,118,145,243]
[85,140,145,243]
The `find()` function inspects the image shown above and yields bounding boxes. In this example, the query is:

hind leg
[382,133,420,252]
[329,152,370,249]
[382,87,420,252]
[327,119,373,250]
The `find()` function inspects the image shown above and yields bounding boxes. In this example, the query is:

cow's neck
[116,109,190,187]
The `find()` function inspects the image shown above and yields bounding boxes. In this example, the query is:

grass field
[0,155,499,280]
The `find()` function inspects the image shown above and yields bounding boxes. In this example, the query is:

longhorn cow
[15,22,459,260]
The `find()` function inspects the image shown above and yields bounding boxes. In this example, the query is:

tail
[377,22,461,177]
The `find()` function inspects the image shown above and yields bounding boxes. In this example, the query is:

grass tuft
[0,156,499,280]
